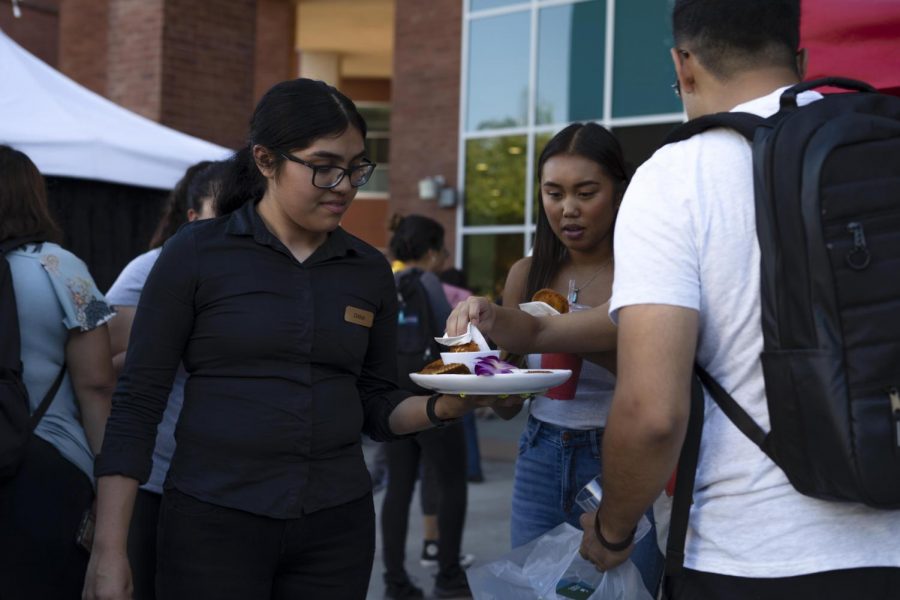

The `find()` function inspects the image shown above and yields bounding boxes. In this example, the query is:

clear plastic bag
[466,523,653,600]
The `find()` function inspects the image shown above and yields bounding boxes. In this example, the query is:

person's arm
[83,475,138,600]
[578,304,697,570]
[446,259,617,355]
[66,324,116,455]
[85,233,197,600]
[388,392,497,434]
[107,307,136,375]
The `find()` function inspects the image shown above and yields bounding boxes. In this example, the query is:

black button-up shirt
[95,200,411,517]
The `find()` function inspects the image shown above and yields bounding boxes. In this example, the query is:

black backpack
[664,78,900,574]
[394,269,442,394]
[0,238,66,479]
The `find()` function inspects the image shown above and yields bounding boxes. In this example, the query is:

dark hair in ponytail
[524,123,631,302]
[389,214,445,263]
[216,78,368,215]
[149,160,227,249]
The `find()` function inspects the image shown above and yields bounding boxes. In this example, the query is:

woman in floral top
[0,145,116,599]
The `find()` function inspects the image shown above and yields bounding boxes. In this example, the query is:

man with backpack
[578,1,900,598]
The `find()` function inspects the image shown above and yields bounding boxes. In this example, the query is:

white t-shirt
[610,87,900,577]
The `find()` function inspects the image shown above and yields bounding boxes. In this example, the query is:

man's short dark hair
[672,0,801,80]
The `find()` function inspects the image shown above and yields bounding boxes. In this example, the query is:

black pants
[156,488,375,600]
[666,566,900,600]
[0,435,94,600]
[381,422,467,587]
[127,488,162,600]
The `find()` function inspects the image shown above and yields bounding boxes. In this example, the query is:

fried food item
[419,359,471,375]
[532,288,569,314]
[447,341,480,353]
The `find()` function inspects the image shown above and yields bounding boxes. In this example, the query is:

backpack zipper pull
[845,222,871,270]
[890,387,900,448]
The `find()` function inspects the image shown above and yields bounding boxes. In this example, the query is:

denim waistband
[524,414,604,451]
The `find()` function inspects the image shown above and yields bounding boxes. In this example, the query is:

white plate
[409,369,572,396]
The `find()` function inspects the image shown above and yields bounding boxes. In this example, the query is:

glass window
[464,135,527,226]
[360,105,390,131]
[536,0,605,125]
[358,105,390,195]
[463,233,525,299]
[365,137,390,164]
[466,11,530,131]
[612,0,682,118]
[612,122,681,171]
[471,0,527,12]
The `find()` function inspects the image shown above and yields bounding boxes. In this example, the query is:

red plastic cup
[540,353,582,399]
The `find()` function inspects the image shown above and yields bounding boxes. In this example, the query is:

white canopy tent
[0,28,231,190]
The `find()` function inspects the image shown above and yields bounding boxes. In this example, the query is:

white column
[298,51,340,85]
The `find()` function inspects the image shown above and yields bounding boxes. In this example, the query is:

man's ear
[671,47,695,96]
[253,144,277,179]
[795,48,808,80]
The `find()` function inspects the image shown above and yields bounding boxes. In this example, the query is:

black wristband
[426,393,453,428]
[594,511,636,552]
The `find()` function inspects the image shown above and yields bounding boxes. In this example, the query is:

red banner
[802,0,900,95]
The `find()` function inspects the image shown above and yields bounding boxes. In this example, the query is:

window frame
[457,0,685,291]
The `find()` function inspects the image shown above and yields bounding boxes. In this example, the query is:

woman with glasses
[83,78,492,600]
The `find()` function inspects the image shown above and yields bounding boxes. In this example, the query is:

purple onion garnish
[474,356,517,376]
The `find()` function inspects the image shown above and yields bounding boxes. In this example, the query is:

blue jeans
[511,415,664,596]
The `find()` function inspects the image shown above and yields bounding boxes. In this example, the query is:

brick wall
[254,0,296,103]
[58,0,255,149]
[390,0,461,257]
[106,0,165,121]
[160,0,256,149]
[58,0,108,94]
[1,0,59,67]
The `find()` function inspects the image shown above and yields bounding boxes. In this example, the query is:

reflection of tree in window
[463,233,524,299]
[464,135,527,226]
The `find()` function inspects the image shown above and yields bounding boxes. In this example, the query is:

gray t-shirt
[9,243,115,483]
[106,248,186,495]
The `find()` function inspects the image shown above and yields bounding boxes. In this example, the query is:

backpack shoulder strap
[664,112,765,145]
[0,236,45,256]
[29,366,67,430]
[1,236,66,429]
[694,366,775,460]
[664,373,705,577]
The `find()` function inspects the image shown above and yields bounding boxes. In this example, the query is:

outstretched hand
[445,296,497,337]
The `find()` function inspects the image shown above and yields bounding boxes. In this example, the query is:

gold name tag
[344,306,374,328]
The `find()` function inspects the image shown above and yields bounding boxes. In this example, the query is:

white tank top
[526,354,615,430]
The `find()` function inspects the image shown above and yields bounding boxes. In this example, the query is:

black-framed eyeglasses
[279,152,377,190]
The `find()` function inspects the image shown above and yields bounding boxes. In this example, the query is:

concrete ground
[365,409,528,599]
